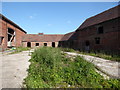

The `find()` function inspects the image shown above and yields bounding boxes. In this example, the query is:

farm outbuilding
[0,14,26,51]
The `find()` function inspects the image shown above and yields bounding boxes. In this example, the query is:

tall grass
[61,48,120,62]
[24,47,119,88]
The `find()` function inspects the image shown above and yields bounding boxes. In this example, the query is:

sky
[1,2,118,34]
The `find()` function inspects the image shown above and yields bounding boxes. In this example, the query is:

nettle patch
[24,47,120,88]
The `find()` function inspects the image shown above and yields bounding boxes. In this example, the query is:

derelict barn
[58,32,75,48]
[22,33,64,48]
[59,5,120,55]
[0,14,26,51]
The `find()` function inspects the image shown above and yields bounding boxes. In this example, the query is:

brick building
[59,32,74,48]
[22,33,64,48]
[59,5,120,54]
[1,5,120,54]
[0,14,26,51]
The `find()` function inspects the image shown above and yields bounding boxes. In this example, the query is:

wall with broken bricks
[0,19,26,51]
[59,18,120,55]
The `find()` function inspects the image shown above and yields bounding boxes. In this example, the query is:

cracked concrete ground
[65,52,120,79]
[0,49,119,89]
[0,50,31,89]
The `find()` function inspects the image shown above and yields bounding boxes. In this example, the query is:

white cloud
[67,20,71,24]
[29,14,37,19]
[29,16,33,19]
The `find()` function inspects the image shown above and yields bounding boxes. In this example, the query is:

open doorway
[27,42,31,47]
[85,40,90,53]
[52,42,55,47]
[85,41,90,46]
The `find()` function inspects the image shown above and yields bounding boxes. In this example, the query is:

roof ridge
[86,5,119,21]
[0,14,26,33]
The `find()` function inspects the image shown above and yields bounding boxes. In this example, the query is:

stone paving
[0,50,31,89]
[65,52,120,79]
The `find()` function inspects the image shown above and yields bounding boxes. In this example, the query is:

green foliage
[10,47,30,54]
[24,47,120,88]
[60,48,120,61]
[60,48,76,52]
[80,52,120,62]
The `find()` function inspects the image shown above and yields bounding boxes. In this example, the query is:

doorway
[27,42,31,47]
[85,40,90,52]
[52,42,55,47]
[85,41,90,46]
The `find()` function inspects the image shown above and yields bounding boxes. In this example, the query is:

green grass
[60,48,120,62]
[10,47,30,54]
[24,47,120,88]
[60,48,76,52]
[79,51,120,62]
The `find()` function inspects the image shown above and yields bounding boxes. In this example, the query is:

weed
[24,47,120,88]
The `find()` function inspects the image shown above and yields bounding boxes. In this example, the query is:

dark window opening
[8,28,14,35]
[0,37,3,45]
[7,28,15,42]
[27,42,31,47]
[95,37,100,44]
[97,26,104,34]
[36,43,39,46]
[44,43,47,46]
[8,34,12,41]
[52,42,55,47]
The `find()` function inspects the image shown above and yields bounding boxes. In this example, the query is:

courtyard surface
[0,49,120,88]
[0,51,31,88]
[65,52,120,79]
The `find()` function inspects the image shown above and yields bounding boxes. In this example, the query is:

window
[0,37,3,45]
[97,26,104,34]
[44,43,47,46]
[8,28,15,42]
[95,37,100,44]
[36,43,39,46]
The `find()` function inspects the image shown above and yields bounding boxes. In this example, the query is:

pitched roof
[0,14,26,33]
[78,5,120,30]
[60,32,74,41]
[22,34,64,42]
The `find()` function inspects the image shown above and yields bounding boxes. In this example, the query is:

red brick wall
[0,19,26,51]
[75,18,120,54]
[22,42,59,47]
[60,18,120,54]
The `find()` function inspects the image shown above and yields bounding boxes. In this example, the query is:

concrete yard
[0,50,31,89]
[65,52,120,79]
[0,50,119,89]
